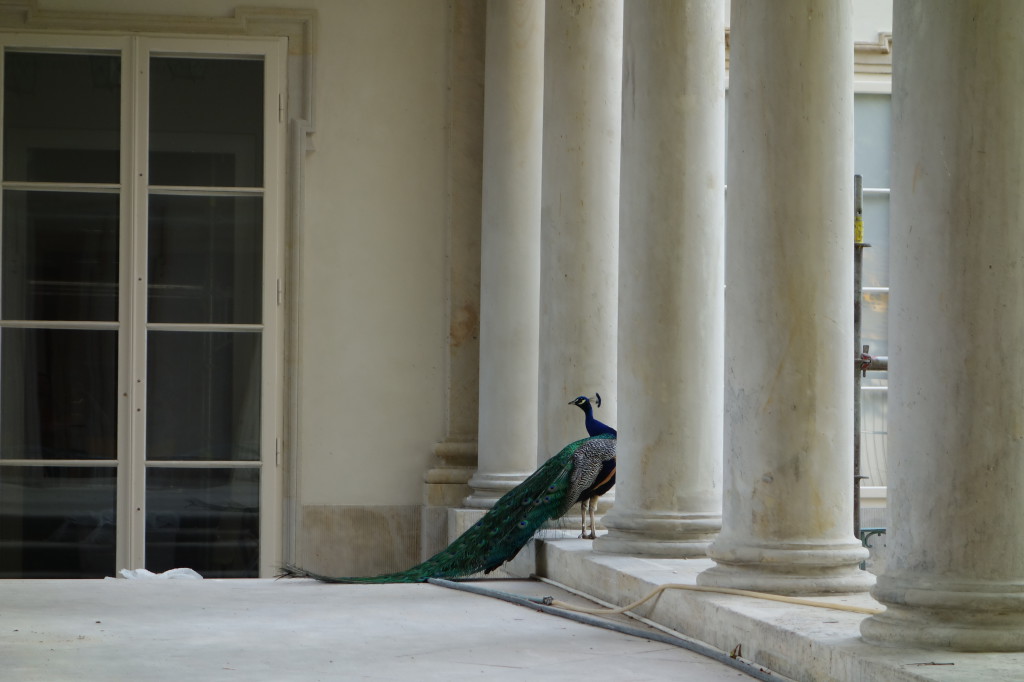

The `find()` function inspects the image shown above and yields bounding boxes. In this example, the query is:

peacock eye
[522,498,531,505]
[519,520,527,527]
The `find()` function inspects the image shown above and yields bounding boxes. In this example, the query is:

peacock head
[569,393,602,410]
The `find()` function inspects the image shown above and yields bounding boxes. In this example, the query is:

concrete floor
[12,538,1023,681]
[0,577,761,681]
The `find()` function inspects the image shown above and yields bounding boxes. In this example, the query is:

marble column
[861,0,1024,651]
[594,0,724,557]
[464,0,546,508]
[696,0,872,594]
[538,0,622,460]
[423,0,485,554]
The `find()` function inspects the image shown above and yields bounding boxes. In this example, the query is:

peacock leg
[587,497,599,539]
[579,501,588,538]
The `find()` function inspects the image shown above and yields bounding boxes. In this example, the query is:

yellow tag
[854,215,864,244]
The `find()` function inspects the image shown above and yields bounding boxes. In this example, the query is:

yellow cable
[546,582,883,616]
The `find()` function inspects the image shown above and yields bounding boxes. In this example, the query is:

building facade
[1,0,1022,653]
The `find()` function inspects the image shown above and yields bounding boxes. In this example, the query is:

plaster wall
[291,0,450,509]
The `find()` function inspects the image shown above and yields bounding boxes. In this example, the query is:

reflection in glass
[146,467,258,578]
[0,466,116,577]
[3,51,121,183]
[860,388,888,489]
[149,57,263,187]
[861,291,889,370]
[147,331,260,461]
[0,329,117,460]
[148,195,262,324]
[2,190,119,321]
[861,195,891,290]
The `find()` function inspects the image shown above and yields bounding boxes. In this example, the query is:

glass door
[0,47,122,578]
[139,52,266,578]
[0,35,283,578]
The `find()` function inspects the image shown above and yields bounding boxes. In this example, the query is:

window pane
[861,291,888,383]
[1,329,118,460]
[148,195,261,324]
[146,466,258,578]
[2,190,119,321]
[861,194,890,289]
[854,94,892,189]
[147,331,260,462]
[860,388,888,488]
[3,51,120,184]
[149,57,263,187]
[0,465,116,577]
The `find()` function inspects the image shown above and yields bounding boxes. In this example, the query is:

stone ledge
[534,538,1024,682]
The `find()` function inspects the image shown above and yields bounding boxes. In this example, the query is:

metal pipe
[859,355,888,372]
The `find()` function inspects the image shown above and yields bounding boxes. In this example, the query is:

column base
[698,538,873,595]
[861,574,1024,652]
[462,471,529,509]
[421,468,473,559]
[594,510,720,557]
[422,439,477,558]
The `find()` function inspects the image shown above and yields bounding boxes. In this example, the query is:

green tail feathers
[278,434,615,583]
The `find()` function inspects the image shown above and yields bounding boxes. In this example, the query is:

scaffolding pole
[853,175,867,539]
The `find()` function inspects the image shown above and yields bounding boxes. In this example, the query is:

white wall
[852,0,893,43]
[295,0,449,507]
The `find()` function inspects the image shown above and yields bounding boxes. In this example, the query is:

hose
[538,580,883,617]
[426,577,793,682]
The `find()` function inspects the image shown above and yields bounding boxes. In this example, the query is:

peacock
[279,401,616,583]
[569,393,616,537]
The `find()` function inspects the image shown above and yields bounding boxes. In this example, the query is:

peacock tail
[279,433,616,583]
